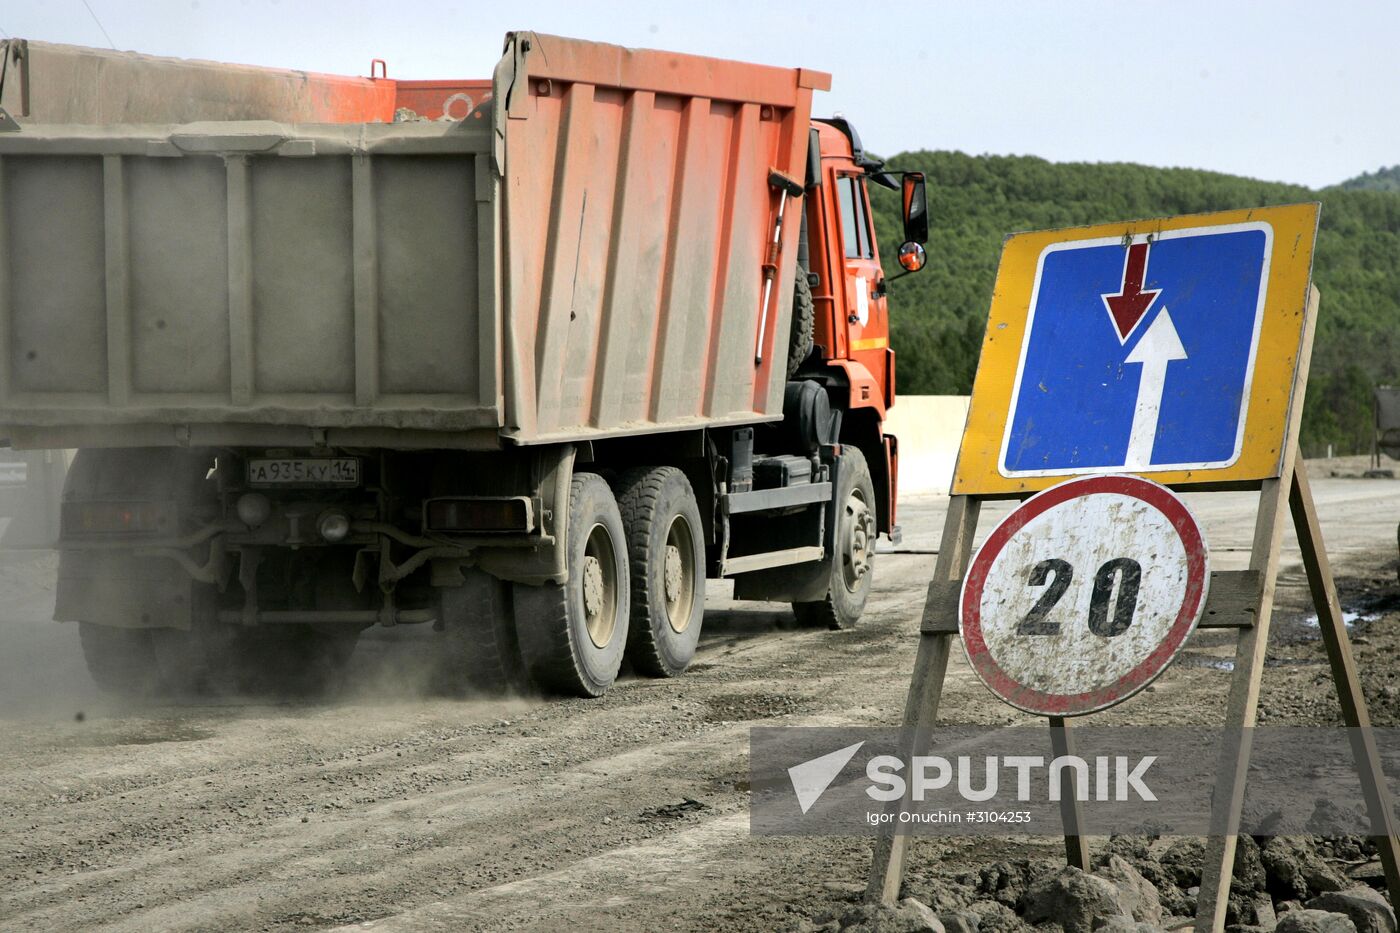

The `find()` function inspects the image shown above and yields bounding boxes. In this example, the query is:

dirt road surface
[2,469,1398,932]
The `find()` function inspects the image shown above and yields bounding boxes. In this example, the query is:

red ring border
[959,475,1210,717]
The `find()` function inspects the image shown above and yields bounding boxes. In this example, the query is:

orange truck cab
[726,114,929,612]
[798,118,930,545]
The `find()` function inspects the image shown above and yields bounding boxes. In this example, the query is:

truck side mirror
[901,172,929,245]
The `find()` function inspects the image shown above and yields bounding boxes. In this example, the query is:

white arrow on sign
[1123,308,1187,469]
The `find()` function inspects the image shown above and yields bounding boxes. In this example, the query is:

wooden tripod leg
[1049,715,1091,871]
[1197,287,1319,932]
[867,495,982,905]
[1195,474,1294,932]
[867,632,955,904]
[1290,460,1400,905]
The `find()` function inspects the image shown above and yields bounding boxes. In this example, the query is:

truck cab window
[837,176,874,260]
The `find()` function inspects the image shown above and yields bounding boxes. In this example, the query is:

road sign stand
[1290,460,1400,909]
[868,286,1400,929]
[1048,715,1091,872]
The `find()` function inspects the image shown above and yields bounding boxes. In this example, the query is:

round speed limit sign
[960,475,1209,716]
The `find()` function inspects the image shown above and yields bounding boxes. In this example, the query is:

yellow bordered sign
[953,203,1320,496]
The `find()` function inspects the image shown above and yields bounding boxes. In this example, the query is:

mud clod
[1305,888,1397,933]
[1094,854,1164,925]
[1020,865,1132,933]
[1276,909,1360,933]
[1262,837,1351,902]
[812,896,947,933]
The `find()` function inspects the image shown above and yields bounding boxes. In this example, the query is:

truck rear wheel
[514,473,630,697]
[615,467,705,677]
[78,623,165,697]
[437,570,525,695]
[793,447,876,630]
[79,597,228,698]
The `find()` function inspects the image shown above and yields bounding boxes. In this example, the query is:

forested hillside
[1339,165,1400,192]
[867,153,1400,455]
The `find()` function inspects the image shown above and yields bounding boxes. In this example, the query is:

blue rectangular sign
[1000,224,1271,477]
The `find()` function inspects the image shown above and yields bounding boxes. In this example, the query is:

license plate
[247,458,360,487]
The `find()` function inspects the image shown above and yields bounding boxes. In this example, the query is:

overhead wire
[78,0,116,50]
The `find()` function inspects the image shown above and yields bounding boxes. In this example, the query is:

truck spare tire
[787,271,816,378]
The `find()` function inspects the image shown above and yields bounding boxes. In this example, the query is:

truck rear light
[62,501,176,536]
[424,497,534,534]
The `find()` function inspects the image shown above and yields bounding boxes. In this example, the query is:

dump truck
[0,32,929,697]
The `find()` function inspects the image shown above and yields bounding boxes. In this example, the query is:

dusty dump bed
[0,33,827,449]
[0,38,397,124]
[0,38,492,125]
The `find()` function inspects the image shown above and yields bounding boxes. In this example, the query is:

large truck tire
[615,467,705,678]
[787,271,816,378]
[793,447,877,630]
[514,473,630,697]
[78,585,228,698]
[437,570,525,695]
[78,622,166,697]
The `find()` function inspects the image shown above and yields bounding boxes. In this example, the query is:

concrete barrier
[885,395,971,496]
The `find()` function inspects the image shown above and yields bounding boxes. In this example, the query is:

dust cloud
[0,545,542,721]
[0,551,104,719]
[0,444,550,720]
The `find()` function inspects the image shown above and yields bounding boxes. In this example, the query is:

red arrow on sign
[1102,241,1160,342]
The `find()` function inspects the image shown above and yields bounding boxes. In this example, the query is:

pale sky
[3,0,1395,188]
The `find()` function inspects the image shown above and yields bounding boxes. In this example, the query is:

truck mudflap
[473,443,575,586]
[56,549,204,630]
[884,431,899,536]
[55,447,221,628]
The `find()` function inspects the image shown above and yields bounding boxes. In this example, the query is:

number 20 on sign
[959,474,1209,716]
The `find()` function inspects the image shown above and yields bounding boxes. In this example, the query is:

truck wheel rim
[582,523,620,648]
[841,489,875,594]
[663,514,697,634]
